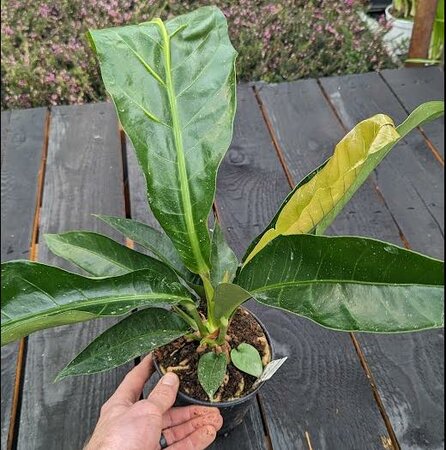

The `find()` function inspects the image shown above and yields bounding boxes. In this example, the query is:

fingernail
[161,372,178,386]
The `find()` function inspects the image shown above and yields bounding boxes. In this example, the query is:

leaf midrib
[63,329,187,373]
[247,279,442,293]
[151,18,209,274]
[2,292,192,328]
[48,235,136,274]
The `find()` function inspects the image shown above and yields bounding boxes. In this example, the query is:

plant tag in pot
[252,357,288,389]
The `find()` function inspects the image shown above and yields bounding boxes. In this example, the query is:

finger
[111,354,154,404]
[163,413,223,446]
[162,405,220,428]
[146,372,179,415]
[166,425,218,450]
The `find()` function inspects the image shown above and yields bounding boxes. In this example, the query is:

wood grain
[1,107,47,450]
[321,71,444,259]
[319,72,444,450]
[1,111,11,168]
[16,103,132,450]
[381,67,444,158]
[216,83,390,449]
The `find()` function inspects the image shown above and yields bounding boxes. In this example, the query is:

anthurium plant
[1,6,444,403]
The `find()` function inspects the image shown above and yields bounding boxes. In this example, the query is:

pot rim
[153,306,275,408]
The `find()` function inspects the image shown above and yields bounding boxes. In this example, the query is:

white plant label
[252,357,288,389]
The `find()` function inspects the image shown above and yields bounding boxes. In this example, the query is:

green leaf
[56,308,189,380]
[94,215,195,282]
[1,261,194,346]
[230,343,263,378]
[396,101,444,137]
[45,231,172,278]
[88,6,237,275]
[210,223,239,286]
[213,283,251,323]
[237,235,444,333]
[243,101,444,265]
[198,351,227,401]
[242,158,328,264]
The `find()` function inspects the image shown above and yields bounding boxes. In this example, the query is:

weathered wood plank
[1,107,47,450]
[125,114,267,449]
[1,111,11,168]
[216,83,390,449]
[16,103,132,450]
[381,67,445,157]
[319,72,444,450]
[321,71,443,259]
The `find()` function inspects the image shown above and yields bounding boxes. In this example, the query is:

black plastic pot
[153,308,274,436]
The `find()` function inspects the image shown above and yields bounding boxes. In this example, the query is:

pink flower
[45,73,56,83]
[2,26,14,36]
[39,4,50,18]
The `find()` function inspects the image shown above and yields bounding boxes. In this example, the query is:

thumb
[147,372,180,414]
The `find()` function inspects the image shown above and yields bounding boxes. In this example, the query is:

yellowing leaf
[244,114,399,265]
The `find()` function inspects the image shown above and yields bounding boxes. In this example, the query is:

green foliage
[1,261,194,346]
[56,309,189,380]
[231,344,263,377]
[243,101,445,264]
[392,0,417,19]
[45,231,165,277]
[237,235,444,332]
[1,0,396,110]
[0,7,444,403]
[210,224,239,286]
[88,7,237,276]
[94,215,196,282]
[198,352,227,401]
[430,0,444,62]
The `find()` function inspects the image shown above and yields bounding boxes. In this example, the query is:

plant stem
[216,317,229,345]
[200,274,217,330]
[182,302,209,337]
[172,306,198,330]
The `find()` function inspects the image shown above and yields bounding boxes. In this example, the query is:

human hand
[85,354,223,450]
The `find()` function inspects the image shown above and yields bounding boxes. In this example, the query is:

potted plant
[1,6,444,436]
[385,0,416,53]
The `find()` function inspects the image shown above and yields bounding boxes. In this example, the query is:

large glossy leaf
[210,223,239,286]
[243,101,445,265]
[237,235,444,333]
[1,261,194,345]
[88,6,237,275]
[241,157,329,264]
[94,215,195,282]
[56,308,189,380]
[213,283,251,323]
[45,231,172,278]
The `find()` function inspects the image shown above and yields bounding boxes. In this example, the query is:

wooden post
[407,0,439,65]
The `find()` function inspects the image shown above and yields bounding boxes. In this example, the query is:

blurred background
[1,0,443,110]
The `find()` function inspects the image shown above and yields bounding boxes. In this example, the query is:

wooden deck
[1,67,444,450]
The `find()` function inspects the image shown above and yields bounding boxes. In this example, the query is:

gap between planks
[256,394,274,450]
[7,108,52,450]
[252,83,401,450]
[378,72,444,166]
